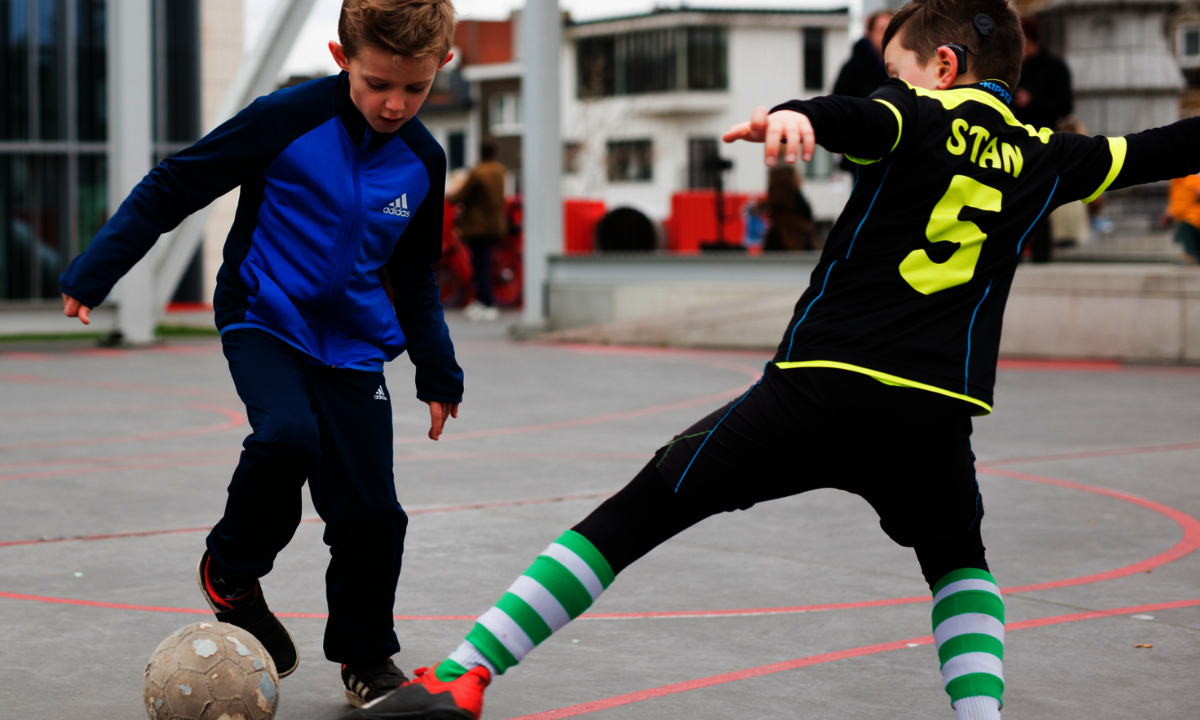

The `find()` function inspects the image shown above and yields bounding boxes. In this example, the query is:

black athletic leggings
[572,366,989,591]
[574,462,986,590]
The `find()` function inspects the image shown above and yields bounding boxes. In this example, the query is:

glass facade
[577,27,729,98]
[0,0,199,302]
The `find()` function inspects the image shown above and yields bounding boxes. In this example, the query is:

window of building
[0,0,199,301]
[804,28,825,91]
[447,131,466,170]
[1180,25,1200,67]
[576,26,728,98]
[488,91,522,136]
[563,141,582,174]
[607,139,653,182]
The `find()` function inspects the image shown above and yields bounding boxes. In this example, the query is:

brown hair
[882,0,1024,89]
[866,10,893,35]
[339,0,456,61]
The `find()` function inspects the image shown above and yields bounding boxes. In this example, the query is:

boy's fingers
[721,122,752,143]
[449,402,459,419]
[785,122,801,164]
[78,306,91,325]
[428,403,445,440]
[801,117,817,163]
[764,118,782,167]
[750,106,769,138]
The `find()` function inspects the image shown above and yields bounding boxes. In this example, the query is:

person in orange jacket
[1167,174,1200,265]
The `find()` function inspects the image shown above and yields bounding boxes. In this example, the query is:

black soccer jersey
[768,79,1197,414]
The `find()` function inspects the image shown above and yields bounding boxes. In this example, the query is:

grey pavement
[1,312,1198,719]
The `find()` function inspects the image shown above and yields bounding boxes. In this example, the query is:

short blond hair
[338,0,456,61]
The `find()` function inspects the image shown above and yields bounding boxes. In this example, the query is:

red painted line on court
[1,465,1196,622]
[979,467,1200,594]
[0,402,180,420]
[0,492,616,549]
[979,441,1200,467]
[399,387,752,445]
[0,373,240,399]
[509,598,1200,720]
[0,403,246,452]
[0,448,234,472]
[0,451,644,482]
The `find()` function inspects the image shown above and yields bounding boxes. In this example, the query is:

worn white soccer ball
[144,621,280,720]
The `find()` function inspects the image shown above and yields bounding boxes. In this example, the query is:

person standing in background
[762,165,817,251]
[451,141,507,322]
[1167,173,1200,265]
[1014,16,1074,263]
[831,11,893,173]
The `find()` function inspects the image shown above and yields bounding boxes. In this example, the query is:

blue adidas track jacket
[59,73,463,403]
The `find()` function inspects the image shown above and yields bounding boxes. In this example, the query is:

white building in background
[561,8,852,222]
[425,7,854,225]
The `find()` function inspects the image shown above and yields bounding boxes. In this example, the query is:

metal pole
[519,0,563,329]
[110,0,155,343]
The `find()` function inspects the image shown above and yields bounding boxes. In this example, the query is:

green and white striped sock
[436,530,615,681]
[931,568,1005,719]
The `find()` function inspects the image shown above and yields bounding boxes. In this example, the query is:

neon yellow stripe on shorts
[774,360,993,415]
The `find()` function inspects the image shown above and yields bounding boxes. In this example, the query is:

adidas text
[374,386,388,401]
[383,194,410,217]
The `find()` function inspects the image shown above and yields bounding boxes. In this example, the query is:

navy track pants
[206,328,407,665]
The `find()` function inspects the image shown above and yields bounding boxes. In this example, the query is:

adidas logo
[383,194,410,217]
[374,386,388,401]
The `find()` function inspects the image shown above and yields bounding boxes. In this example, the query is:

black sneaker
[342,658,409,708]
[196,550,299,677]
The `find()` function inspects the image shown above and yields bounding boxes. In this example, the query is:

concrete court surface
[1,313,1199,720]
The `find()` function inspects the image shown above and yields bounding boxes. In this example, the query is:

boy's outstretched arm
[724,90,905,168]
[58,96,291,318]
[1053,115,1200,204]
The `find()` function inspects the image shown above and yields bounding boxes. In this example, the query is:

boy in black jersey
[346,2,1200,719]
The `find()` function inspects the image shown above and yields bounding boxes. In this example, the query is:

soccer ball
[144,621,280,720]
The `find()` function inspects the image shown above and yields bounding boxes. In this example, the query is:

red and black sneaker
[340,662,490,720]
[195,550,299,677]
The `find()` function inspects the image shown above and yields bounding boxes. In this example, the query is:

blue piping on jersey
[846,161,893,258]
[1016,177,1060,256]
[963,275,995,395]
[674,366,767,493]
[784,260,839,361]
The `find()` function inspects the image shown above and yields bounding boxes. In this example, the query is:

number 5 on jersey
[900,174,1002,295]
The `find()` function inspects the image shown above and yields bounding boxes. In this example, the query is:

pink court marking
[0,403,245,453]
[0,460,1196,621]
[508,598,1200,720]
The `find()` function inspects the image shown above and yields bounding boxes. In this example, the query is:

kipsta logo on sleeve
[383,194,410,217]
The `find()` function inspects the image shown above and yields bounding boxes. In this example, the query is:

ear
[934,46,959,89]
[439,50,455,70]
[329,41,351,72]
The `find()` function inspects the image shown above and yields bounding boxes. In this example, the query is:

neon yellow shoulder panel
[900,80,1053,144]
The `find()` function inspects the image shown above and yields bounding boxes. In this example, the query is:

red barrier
[564,199,607,255]
[667,190,761,253]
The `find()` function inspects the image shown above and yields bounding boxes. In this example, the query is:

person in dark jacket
[1014,16,1074,262]
[832,11,893,172]
[832,11,893,99]
[58,0,462,708]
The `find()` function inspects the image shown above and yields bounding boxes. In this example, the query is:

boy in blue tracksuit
[59,0,461,706]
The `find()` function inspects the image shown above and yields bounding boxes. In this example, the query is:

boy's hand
[425,400,459,441]
[722,107,815,166]
[62,293,91,325]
